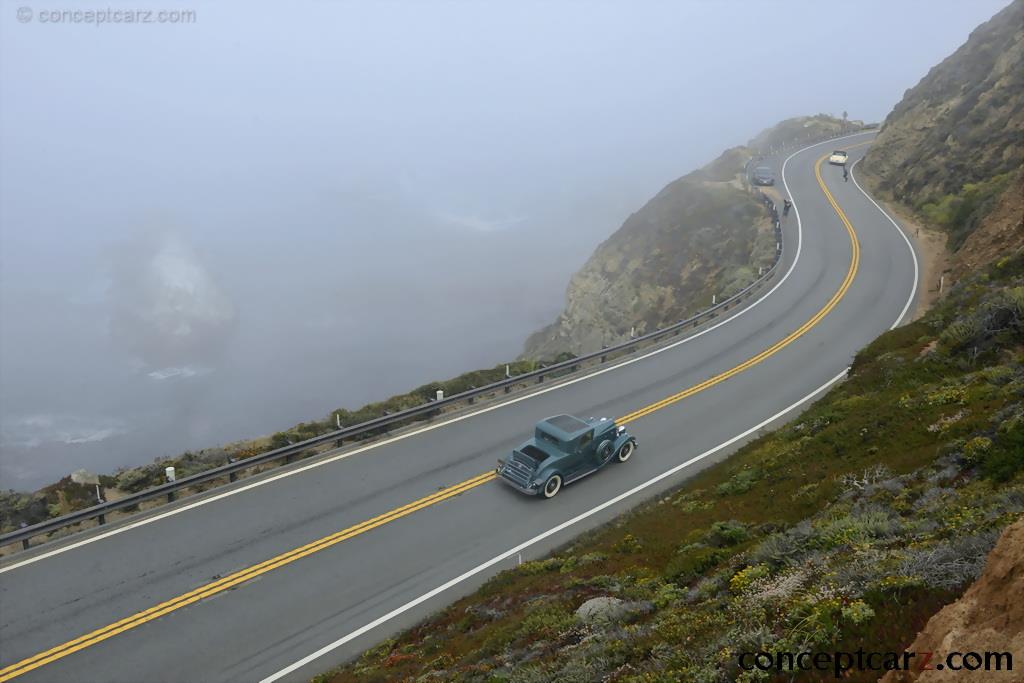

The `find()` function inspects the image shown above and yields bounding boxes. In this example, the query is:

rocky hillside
[951,168,1024,280]
[522,162,773,358]
[523,115,855,359]
[861,0,1023,252]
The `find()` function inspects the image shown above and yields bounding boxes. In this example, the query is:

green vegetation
[318,249,1024,683]
[917,172,1013,250]
[0,478,97,531]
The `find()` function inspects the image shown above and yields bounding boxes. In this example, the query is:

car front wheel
[541,474,562,499]
[616,441,635,463]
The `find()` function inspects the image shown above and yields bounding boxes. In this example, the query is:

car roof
[833,150,848,154]
[538,414,591,440]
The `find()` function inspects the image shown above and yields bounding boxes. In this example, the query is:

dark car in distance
[496,414,637,498]
[752,166,775,186]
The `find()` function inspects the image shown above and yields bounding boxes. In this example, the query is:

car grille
[502,453,536,487]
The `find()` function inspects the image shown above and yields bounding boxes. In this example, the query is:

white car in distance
[829,150,849,165]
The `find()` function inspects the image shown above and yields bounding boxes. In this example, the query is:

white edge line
[849,158,920,328]
[259,367,851,683]
[0,130,872,575]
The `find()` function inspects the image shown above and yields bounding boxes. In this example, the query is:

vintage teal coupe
[496,414,637,498]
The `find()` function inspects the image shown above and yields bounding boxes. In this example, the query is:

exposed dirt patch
[951,171,1024,281]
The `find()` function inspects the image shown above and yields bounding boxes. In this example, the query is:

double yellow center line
[618,150,861,424]
[1,150,861,681]
[0,472,496,681]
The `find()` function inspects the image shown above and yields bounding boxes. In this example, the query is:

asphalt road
[0,131,920,682]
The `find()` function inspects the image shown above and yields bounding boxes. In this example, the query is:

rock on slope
[880,517,1024,683]
[522,115,856,359]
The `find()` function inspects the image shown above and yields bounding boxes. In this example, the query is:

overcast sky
[0,0,1010,487]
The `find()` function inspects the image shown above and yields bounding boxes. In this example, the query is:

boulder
[575,596,652,626]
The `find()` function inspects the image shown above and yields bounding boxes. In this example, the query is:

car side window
[578,430,593,452]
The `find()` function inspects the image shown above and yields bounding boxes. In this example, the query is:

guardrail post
[22,538,30,550]
[229,471,238,482]
[504,384,512,393]
[98,513,106,525]
[165,467,176,502]
[601,345,607,363]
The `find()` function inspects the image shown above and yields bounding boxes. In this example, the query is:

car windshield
[755,167,772,175]
[833,151,847,156]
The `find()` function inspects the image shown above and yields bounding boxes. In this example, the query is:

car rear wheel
[616,441,635,463]
[541,474,562,499]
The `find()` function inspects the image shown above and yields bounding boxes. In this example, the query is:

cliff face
[522,160,774,358]
[880,518,1024,683]
[861,0,1024,251]
[523,115,855,360]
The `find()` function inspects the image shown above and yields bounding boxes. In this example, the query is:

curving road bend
[0,131,920,682]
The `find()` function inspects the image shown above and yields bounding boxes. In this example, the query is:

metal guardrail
[2,128,865,553]
[2,240,783,552]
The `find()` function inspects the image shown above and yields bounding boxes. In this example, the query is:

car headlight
[616,425,626,435]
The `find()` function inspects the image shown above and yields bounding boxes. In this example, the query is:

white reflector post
[165,466,176,483]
